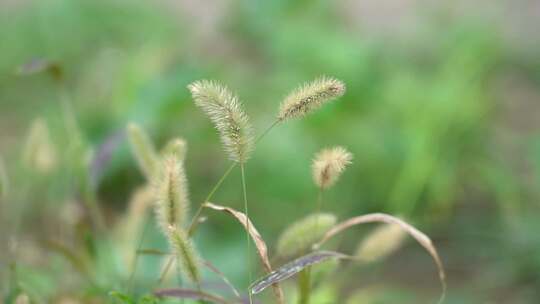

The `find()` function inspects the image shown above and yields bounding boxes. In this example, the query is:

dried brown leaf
[314,213,446,303]
[204,202,284,303]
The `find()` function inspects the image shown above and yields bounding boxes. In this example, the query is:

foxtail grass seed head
[123,186,153,236]
[127,123,159,180]
[188,80,254,163]
[161,137,188,161]
[15,293,30,304]
[355,223,407,263]
[278,76,345,122]
[154,155,190,234]
[23,118,57,173]
[277,213,337,257]
[312,146,353,190]
[167,225,201,284]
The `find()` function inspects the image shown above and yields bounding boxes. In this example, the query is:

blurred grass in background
[1,0,540,303]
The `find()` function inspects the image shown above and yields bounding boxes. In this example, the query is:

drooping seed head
[161,137,188,162]
[278,76,345,122]
[355,223,407,262]
[153,155,190,234]
[23,118,57,173]
[188,80,254,163]
[167,225,201,284]
[127,123,159,180]
[312,146,353,190]
[276,213,337,257]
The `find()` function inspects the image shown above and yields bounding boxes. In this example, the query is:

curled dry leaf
[250,250,348,295]
[204,202,284,304]
[314,213,446,303]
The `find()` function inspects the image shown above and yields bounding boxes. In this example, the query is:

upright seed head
[23,118,57,173]
[312,146,353,190]
[167,225,201,284]
[355,223,407,263]
[127,123,159,180]
[161,137,188,162]
[278,76,346,122]
[276,213,337,257]
[188,80,254,163]
[154,155,190,234]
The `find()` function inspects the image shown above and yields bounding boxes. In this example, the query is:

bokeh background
[1,0,540,303]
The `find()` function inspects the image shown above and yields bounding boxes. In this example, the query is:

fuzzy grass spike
[277,213,337,257]
[312,146,353,190]
[188,80,254,163]
[167,225,202,284]
[355,223,407,262]
[154,155,190,234]
[127,123,159,180]
[278,76,345,122]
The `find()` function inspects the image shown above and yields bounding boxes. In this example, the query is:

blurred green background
[1,0,540,303]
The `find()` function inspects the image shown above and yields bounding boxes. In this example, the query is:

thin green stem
[255,120,279,144]
[316,189,323,216]
[161,161,237,285]
[187,119,279,237]
[158,256,175,284]
[188,162,237,236]
[161,120,279,291]
[300,188,324,304]
[241,164,253,304]
[126,214,151,295]
[298,267,311,304]
[315,188,324,232]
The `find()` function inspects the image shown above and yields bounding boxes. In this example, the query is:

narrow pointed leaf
[250,251,347,295]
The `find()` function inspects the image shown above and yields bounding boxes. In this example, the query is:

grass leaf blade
[314,213,446,303]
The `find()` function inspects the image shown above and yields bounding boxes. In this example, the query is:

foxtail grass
[355,223,407,262]
[127,123,159,180]
[154,155,190,234]
[278,76,345,122]
[22,118,57,174]
[276,213,337,257]
[167,225,202,285]
[188,80,254,164]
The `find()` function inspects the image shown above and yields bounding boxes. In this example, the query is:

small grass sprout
[278,76,345,122]
[188,80,254,163]
[277,213,337,257]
